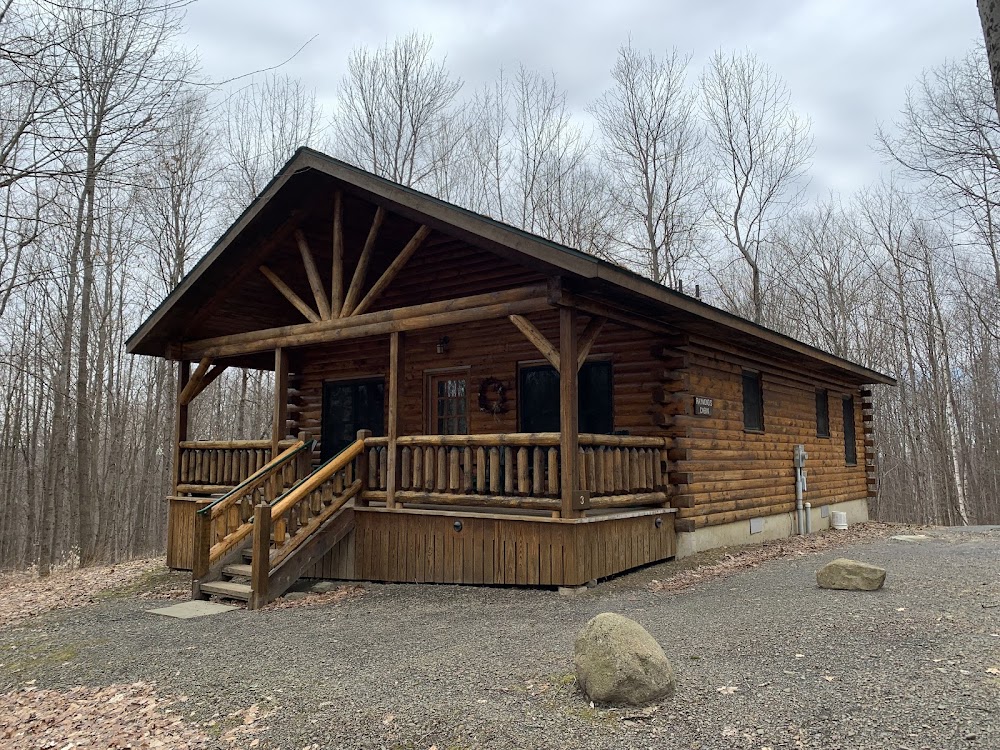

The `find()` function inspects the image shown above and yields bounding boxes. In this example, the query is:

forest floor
[0,521,997,749]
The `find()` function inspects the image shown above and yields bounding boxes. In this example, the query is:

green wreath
[478,377,507,415]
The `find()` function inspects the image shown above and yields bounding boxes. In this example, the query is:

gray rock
[284,591,309,601]
[574,612,675,706]
[816,558,886,591]
[310,581,339,593]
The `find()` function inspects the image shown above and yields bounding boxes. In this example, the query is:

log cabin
[127,147,894,607]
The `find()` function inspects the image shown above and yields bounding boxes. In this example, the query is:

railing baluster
[448,447,460,491]
[547,447,559,496]
[476,447,486,492]
[532,447,543,496]
[585,448,596,493]
[401,447,412,489]
[412,446,423,489]
[489,447,501,493]
[503,447,514,495]
[462,447,473,492]
[424,447,435,490]
[516,447,529,495]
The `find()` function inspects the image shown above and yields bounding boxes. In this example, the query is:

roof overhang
[127,147,895,386]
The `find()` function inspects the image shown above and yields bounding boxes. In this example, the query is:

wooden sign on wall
[694,396,713,417]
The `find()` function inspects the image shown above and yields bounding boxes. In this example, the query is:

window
[816,389,830,438]
[742,370,764,432]
[429,373,468,435]
[321,379,384,460]
[843,396,857,465]
[518,360,613,434]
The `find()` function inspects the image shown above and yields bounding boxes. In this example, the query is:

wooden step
[222,563,252,578]
[242,548,253,561]
[200,581,252,601]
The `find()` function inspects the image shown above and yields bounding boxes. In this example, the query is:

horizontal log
[394,490,560,511]
[179,439,274,449]
[174,484,234,495]
[396,433,561,447]
[180,285,550,358]
[588,492,668,508]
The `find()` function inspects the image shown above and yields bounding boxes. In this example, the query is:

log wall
[669,341,868,532]
[288,315,869,534]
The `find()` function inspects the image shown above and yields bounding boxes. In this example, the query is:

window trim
[742,369,765,433]
[816,388,830,439]
[424,366,471,435]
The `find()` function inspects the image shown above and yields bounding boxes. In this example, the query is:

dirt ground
[1,522,997,749]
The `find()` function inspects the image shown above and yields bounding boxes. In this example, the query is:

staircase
[192,438,365,608]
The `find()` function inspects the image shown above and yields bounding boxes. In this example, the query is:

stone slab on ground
[145,600,238,619]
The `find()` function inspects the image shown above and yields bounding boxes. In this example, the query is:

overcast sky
[184,0,982,196]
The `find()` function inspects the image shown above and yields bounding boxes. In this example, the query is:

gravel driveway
[2,525,998,750]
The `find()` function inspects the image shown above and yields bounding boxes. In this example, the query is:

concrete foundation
[675,497,870,558]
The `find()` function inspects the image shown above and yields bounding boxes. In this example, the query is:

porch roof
[126,147,894,386]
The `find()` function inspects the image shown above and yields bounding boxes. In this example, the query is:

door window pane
[431,375,468,435]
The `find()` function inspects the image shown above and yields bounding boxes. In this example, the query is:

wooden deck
[168,434,678,588]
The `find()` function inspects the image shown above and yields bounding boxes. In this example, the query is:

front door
[321,378,385,460]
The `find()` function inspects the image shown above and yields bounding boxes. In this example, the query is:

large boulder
[574,612,675,706]
[816,558,886,591]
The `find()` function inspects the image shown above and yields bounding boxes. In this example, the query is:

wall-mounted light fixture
[436,336,450,355]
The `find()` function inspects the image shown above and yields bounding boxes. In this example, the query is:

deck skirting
[305,507,676,587]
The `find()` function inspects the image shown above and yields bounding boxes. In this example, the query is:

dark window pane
[816,389,830,437]
[843,396,857,465]
[321,379,384,461]
[742,370,764,431]
[519,361,613,434]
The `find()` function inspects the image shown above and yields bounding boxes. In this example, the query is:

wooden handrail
[384,433,667,449]
[269,439,365,521]
[394,433,561,447]
[198,440,310,519]
[180,438,296,450]
[578,434,668,448]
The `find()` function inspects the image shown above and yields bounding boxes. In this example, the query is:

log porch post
[559,307,581,518]
[272,348,289,459]
[173,360,190,494]
[386,332,404,508]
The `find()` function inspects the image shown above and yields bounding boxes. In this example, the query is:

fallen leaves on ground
[261,584,364,610]
[0,557,165,627]
[0,682,213,749]
[649,522,905,594]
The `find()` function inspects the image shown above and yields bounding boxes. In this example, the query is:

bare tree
[700,50,813,322]
[978,0,1000,114]
[221,73,323,214]
[590,43,704,285]
[333,32,463,189]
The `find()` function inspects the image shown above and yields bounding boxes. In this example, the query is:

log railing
[178,438,297,493]
[192,439,313,584]
[577,434,670,508]
[364,433,670,513]
[251,439,366,607]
